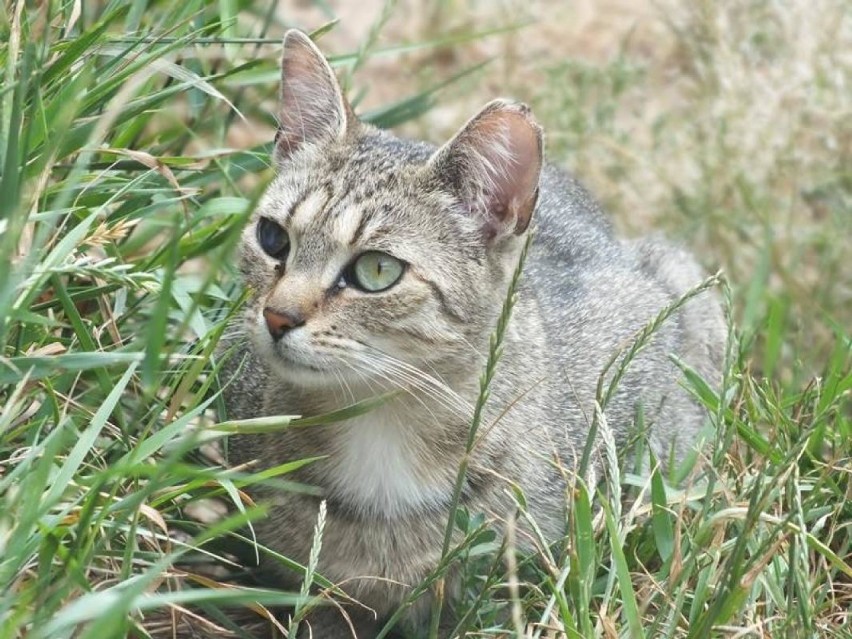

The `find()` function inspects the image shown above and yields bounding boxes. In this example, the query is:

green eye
[349,251,405,292]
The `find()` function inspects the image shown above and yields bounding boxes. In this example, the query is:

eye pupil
[257,217,290,261]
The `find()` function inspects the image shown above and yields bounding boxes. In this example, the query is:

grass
[0,1,849,638]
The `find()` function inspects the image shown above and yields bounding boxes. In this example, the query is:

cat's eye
[348,251,404,292]
[256,217,290,261]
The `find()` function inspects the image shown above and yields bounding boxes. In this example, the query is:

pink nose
[263,307,305,340]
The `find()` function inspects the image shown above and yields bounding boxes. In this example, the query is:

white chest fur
[326,410,448,518]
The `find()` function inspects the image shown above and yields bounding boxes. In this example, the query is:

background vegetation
[0,0,848,637]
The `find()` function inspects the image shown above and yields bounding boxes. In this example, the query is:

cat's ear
[275,30,353,162]
[430,100,543,239]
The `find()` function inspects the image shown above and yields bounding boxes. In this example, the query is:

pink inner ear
[470,109,543,235]
[497,114,541,230]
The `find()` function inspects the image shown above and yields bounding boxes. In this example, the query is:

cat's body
[222,31,725,637]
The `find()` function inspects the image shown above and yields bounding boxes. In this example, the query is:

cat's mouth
[251,321,370,390]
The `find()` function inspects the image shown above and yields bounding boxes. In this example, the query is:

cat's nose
[263,307,305,341]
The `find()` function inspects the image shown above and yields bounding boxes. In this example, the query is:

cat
[220,29,726,638]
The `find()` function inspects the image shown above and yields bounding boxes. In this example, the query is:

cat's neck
[320,399,467,517]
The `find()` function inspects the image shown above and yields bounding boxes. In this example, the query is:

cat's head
[240,30,543,393]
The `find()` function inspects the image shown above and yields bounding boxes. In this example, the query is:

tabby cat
[221,29,726,638]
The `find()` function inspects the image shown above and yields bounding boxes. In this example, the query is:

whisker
[343,354,445,424]
[330,366,356,406]
[353,351,472,419]
[362,347,473,412]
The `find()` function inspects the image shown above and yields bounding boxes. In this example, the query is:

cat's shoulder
[531,165,622,265]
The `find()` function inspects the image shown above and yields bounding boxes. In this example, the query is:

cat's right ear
[275,30,353,163]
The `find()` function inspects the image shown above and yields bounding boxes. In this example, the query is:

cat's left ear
[429,100,543,240]
[275,30,354,163]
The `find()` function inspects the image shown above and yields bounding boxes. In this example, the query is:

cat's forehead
[261,131,451,249]
[274,165,413,239]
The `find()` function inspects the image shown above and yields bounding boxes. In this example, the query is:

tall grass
[1,1,849,638]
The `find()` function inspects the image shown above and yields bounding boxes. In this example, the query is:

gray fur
[220,30,726,638]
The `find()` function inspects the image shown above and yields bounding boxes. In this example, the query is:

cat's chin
[267,358,339,389]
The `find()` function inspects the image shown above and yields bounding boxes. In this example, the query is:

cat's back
[530,165,621,266]
[525,165,663,334]
[527,164,716,345]
[522,164,725,462]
